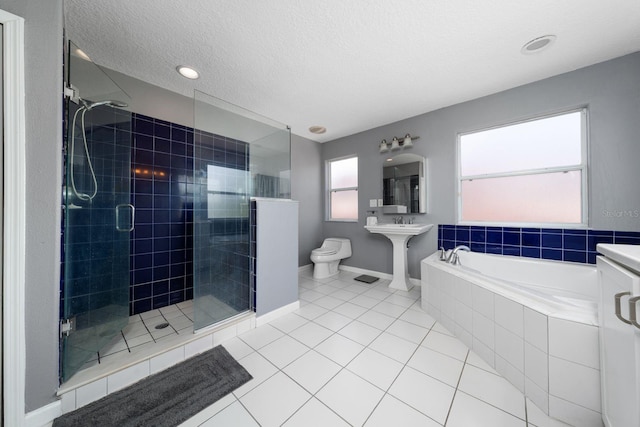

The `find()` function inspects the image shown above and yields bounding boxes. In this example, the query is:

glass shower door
[61,42,132,382]
[192,91,290,331]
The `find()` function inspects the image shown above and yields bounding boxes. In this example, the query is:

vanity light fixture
[379,134,419,153]
[176,65,200,79]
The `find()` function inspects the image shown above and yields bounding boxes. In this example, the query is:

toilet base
[312,260,340,280]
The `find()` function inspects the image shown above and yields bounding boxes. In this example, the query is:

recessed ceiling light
[309,126,326,134]
[521,35,557,55]
[176,65,200,79]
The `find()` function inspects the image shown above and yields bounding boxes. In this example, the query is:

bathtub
[421,251,602,427]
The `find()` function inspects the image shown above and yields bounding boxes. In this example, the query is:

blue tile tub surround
[438,224,640,264]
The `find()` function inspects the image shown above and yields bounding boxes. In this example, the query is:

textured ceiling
[64,0,640,142]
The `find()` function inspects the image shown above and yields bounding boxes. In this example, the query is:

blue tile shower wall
[438,224,640,264]
[129,113,195,315]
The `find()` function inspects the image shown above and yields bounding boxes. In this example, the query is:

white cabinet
[597,248,640,427]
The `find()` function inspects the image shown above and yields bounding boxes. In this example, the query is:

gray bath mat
[53,345,252,427]
[354,274,379,284]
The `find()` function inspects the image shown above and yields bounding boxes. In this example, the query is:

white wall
[0,0,64,412]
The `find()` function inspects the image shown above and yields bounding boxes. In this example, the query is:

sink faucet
[447,245,470,265]
[393,216,404,224]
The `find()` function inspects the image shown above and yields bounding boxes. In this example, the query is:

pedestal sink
[364,223,433,291]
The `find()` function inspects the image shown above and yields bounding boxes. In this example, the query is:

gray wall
[322,52,640,279]
[0,0,64,411]
[291,134,323,266]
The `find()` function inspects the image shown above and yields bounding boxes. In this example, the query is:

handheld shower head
[81,99,128,110]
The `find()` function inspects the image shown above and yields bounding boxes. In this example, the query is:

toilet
[310,238,352,279]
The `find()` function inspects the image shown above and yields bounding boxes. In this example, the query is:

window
[327,156,358,221]
[458,109,587,226]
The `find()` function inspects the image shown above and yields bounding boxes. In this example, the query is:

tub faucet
[447,245,470,265]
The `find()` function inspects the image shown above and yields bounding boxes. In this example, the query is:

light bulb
[391,137,400,151]
[379,139,389,153]
[403,133,413,148]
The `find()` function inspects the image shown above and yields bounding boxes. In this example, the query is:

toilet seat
[312,248,338,256]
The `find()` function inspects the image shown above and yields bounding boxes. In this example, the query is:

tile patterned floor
[178,270,571,427]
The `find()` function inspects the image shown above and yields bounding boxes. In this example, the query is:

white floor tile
[313,295,345,310]
[199,400,259,427]
[332,302,369,319]
[407,345,464,387]
[177,393,236,426]
[315,333,365,366]
[312,311,352,332]
[294,303,328,320]
[347,348,404,390]
[233,352,278,397]
[526,398,572,427]
[258,335,309,369]
[364,394,442,427]
[351,294,384,309]
[371,300,408,317]
[357,310,396,330]
[384,293,417,308]
[221,337,254,361]
[299,289,326,303]
[447,391,526,427]
[398,309,436,329]
[238,324,284,350]
[369,332,419,364]
[422,330,469,361]
[316,369,385,426]
[338,320,383,346]
[467,349,499,375]
[431,322,455,336]
[267,313,309,334]
[331,288,359,301]
[283,350,341,394]
[240,371,311,427]
[386,319,429,344]
[288,322,334,348]
[388,366,455,424]
[282,397,350,427]
[457,364,526,419]
[362,288,393,301]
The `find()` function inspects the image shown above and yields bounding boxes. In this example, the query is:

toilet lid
[312,248,338,256]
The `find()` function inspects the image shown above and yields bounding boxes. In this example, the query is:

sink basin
[365,223,433,236]
[364,223,433,291]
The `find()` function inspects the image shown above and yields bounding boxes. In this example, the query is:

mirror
[383,153,427,214]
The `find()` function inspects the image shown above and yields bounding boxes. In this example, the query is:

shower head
[81,99,129,110]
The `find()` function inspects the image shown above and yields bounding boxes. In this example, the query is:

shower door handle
[115,204,135,232]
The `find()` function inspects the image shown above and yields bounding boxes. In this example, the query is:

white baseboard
[339,265,421,287]
[256,301,300,327]
[25,400,61,427]
[298,264,313,274]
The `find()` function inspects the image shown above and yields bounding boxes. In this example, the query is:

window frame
[456,108,589,228]
[326,154,359,222]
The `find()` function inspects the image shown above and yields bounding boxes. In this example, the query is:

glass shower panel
[193,90,290,330]
[61,41,132,382]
